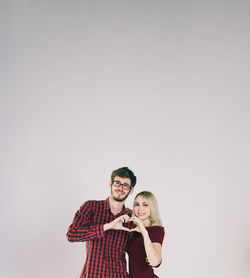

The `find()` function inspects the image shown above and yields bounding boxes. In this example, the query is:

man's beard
[112,189,130,202]
[113,195,129,202]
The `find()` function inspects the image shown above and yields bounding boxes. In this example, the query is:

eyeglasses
[112,180,132,191]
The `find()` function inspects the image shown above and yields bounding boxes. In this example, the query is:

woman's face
[133,195,151,222]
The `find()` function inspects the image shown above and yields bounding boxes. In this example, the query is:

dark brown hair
[111,167,137,187]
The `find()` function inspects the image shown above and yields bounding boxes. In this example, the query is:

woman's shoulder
[146,226,165,236]
[146,226,165,243]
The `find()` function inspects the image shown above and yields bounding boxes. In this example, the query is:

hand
[129,216,147,234]
[146,256,162,267]
[146,257,153,266]
[104,214,131,232]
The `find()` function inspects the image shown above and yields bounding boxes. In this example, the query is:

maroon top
[128,226,165,278]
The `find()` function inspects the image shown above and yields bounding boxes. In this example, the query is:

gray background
[1,0,250,277]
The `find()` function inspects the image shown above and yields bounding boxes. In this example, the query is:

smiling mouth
[115,190,124,194]
[115,192,125,197]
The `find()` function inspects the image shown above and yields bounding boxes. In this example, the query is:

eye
[134,203,139,206]
[143,203,148,206]
[123,184,130,189]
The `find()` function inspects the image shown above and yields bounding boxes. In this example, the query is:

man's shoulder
[84,199,105,204]
[80,199,106,210]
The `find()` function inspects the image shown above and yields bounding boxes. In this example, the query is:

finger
[113,218,123,225]
[120,217,126,223]
[129,219,139,226]
[129,228,139,232]
[122,215,130,222]
[145,257,152,266]
[130,216,140,222]
[132,216,142,224]
[118,215,130,222]
[118,215,128,223]
[129,217,138,223]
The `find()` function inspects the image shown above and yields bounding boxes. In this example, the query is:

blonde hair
[133,191,162,226]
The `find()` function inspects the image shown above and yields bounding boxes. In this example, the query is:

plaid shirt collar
[105,197,130,215]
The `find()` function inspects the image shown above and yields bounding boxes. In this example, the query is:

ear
[109,181,112,188]
[129,187,134,195]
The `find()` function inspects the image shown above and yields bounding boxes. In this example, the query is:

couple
[67,167,165,278]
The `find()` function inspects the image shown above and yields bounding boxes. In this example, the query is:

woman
[128,191,165,278]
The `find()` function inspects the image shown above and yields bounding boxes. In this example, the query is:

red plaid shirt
[67,198,132,278]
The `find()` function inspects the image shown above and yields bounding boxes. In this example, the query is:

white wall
[1,1,250,277]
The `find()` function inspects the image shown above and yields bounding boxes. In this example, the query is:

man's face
[110,176,133,202]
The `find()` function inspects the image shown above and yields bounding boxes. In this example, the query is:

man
[67,167,137,277]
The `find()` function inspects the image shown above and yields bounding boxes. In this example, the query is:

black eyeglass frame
[112,180,132,191]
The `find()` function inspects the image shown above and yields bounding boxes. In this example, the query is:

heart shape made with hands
[122,219,136,230]
[113,215,139,232]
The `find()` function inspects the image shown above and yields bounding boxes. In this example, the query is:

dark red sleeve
[148,226,165,245]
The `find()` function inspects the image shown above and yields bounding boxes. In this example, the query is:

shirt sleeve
[66,201,104,242]
[148,226,165,245]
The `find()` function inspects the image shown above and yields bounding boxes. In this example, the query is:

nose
[137,205,143,212]
[117,185,124,191]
